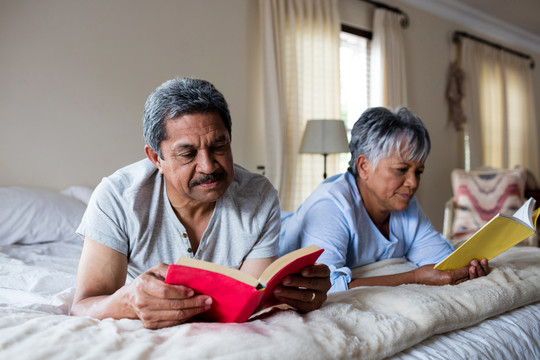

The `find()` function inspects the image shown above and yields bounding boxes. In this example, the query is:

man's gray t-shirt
[77,159,280,281]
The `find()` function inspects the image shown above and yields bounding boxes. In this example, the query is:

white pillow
[60,186,94,205]
[0,187,88,245]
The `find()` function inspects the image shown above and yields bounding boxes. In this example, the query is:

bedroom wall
[1,0,539,231]
[0,0,264,190]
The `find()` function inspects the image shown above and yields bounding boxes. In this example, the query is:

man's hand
[123,263,213,329]
[71,238,212,329]
[273,263,331,312]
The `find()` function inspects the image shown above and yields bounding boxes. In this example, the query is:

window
[339,25,371,171]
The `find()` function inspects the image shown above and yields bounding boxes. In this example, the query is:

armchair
[442,167,538,247]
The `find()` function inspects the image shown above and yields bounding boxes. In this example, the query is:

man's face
[151,112,234,206]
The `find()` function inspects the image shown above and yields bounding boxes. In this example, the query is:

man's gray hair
[347,107,431,176]
[143,77,232,158]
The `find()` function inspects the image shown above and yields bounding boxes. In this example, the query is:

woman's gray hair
[143,77,232,158]
[347,107,431,176]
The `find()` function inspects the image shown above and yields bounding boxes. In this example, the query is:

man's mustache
[189,171,226,188]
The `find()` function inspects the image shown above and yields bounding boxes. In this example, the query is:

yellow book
[435,197,540,270]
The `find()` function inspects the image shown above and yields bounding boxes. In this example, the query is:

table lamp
[299,119,349,179]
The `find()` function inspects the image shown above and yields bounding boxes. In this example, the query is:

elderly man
[71,78,330,329]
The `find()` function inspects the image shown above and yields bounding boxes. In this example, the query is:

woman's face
[358,150,425,213]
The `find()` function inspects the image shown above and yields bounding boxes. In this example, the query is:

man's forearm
[70,286,136,320]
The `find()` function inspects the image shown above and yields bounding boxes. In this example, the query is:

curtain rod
[360,0,409,29]
[453,31,535,69]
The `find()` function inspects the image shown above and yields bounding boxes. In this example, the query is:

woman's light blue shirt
[279,172,453,293]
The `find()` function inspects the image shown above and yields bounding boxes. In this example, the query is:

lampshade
[299,120,349,155]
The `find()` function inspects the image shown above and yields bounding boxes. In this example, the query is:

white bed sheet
[392,302,540,359]
[0,242,81,314]
[1,241,539,360]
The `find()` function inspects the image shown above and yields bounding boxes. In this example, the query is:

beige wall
[0,0,264,190]
[1,0,539,230]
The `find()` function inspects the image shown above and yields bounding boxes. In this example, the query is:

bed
[1,186,540,360]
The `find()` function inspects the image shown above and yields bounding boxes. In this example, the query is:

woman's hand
[413,258,489,285]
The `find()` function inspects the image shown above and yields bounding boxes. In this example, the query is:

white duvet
[1,242,539,360]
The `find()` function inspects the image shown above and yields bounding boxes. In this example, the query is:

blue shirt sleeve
[328,265,352,293]
[298,199,353,293]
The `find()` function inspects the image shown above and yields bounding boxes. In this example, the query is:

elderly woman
[280,107,489,293]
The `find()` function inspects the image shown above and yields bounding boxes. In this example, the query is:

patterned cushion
[450,168,527,241]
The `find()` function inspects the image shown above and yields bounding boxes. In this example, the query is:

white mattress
[393,302,540,359]
[1,241,539,360]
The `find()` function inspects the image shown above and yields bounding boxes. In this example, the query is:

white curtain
[460,38,539,178]
[259,0,341,212]
[370,8,408,108]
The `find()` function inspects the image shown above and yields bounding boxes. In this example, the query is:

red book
[164,245,324,323]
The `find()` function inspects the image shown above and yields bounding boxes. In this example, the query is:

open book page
[175,256,260,288]
[504,197,537,229]
[258,245,324,290]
